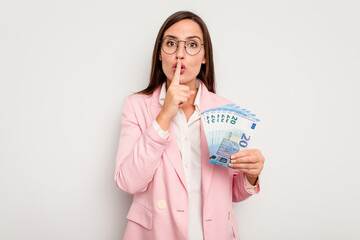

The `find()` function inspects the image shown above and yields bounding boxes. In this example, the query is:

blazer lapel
[199,81,221,204]
[148,86,188,192]
[166,125,188,192]
[200,120,213,204]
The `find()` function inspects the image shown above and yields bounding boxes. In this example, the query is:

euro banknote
[201,104,260,169]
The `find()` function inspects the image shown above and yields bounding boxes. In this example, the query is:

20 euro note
[201,104,260,169]
[209,129,254,168]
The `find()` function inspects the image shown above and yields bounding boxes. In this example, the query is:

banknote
[201,104,260,169]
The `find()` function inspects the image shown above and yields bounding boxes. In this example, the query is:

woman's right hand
[156,59,195,131]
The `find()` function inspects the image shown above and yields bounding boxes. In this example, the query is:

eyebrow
[163,35,202,41]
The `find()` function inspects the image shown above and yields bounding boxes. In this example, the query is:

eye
[166,40,177,47]
[187,41,199,48]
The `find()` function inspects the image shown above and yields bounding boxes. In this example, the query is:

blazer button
[228,211,231,220]
[157,200,167,210]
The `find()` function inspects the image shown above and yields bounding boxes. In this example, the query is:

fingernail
[229,163,233,167]
[230,155,234,159]
[230,160,235,163]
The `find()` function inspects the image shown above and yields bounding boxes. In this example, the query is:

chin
[179,77,191,84]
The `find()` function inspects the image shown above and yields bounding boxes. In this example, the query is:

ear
[202,56,206,64]
[159,54,162,61]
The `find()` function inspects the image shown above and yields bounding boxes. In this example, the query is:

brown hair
[137,11,215,95]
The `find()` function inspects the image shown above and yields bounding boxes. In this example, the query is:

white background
[1,0,360,239]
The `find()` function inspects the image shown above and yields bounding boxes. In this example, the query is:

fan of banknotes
[201,104,260,169]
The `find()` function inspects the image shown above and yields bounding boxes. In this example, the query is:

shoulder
[124,92,152,107]
[208,91,235,106]
[124,85,161,109]
[120,94,151,119]
[199,80,234,108]
[126,92,151,102]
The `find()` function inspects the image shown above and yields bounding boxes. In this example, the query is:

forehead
[163,19,204,40]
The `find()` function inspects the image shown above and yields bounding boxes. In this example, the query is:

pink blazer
[114,80,259,240]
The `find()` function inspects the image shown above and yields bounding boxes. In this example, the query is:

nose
[176,41,186,59]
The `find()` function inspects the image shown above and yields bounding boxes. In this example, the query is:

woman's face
[160,19,206,88]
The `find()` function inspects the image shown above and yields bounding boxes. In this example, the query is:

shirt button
[157,200,167,210]
[184,162,189,168]
[184,136,188,141]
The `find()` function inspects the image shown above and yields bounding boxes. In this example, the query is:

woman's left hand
[229,149,265,184]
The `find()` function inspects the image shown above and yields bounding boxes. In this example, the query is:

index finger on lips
[171,59,181,86]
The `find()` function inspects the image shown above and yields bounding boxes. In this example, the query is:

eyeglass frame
[159,37,204,56]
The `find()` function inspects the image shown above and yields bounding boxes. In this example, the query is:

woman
[114,11,265,240]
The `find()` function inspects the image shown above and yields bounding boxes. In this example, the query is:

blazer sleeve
[232,172,260,202]
[114,96,170,194]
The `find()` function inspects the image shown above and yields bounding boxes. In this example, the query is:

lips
[172,62,186,74]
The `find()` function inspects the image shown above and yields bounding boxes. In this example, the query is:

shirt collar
[159,79,201,112]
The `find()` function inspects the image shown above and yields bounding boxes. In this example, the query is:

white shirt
[152,80,258,240]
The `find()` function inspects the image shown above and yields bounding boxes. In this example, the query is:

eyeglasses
[160,37,204,56]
